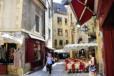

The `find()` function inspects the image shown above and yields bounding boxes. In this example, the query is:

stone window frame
[65,30,68,37]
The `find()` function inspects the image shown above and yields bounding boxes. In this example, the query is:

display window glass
[34,41,41,61]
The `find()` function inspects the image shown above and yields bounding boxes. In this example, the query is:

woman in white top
[89,52,97,76]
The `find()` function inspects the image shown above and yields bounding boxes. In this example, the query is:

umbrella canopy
[55,49,68,53]
[64,43,98,51]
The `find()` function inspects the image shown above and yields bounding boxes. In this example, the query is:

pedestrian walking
[46,52,53,75]
[89,52,97,76]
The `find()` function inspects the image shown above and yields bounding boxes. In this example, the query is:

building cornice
[21,29,44,39]
[33,0,46,11]
[0,28,21,32]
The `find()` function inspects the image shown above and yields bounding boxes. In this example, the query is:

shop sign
[14,34,21,38]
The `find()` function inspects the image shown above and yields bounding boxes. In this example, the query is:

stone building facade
[0,0,46,75]
[52,3,77,50]
[45,0,53,49]
[67,5,77,44]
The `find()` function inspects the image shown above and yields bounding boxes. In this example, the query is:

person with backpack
[89,52,97,76]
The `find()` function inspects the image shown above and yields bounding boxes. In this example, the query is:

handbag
[90,57,97,72]
[90,65,96,72]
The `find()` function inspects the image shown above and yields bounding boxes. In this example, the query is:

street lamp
[76,20,81,28]
[77,24,80,28]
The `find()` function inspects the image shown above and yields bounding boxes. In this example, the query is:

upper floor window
[35,15,39,32]
[55,40,57,47]
[59,40,63,46]
[58,29,63,36]
[48,29,51,39]
[65,30,68,37]
[65,18,68,24]
[66,40,68,44]
[57,17,62,24]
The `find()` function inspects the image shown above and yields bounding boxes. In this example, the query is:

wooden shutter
[25,38,35,62]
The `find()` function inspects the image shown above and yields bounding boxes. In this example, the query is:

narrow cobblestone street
[27,60,89,76]
[1,0,113,76]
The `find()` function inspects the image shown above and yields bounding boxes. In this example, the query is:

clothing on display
[14,50,23,68]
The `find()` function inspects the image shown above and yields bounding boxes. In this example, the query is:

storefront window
[0,43,16,64]
[34,41,41,61]
[0,45,6,63]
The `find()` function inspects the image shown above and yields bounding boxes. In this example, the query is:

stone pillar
[96,20,104,76]
[70,50,73,58]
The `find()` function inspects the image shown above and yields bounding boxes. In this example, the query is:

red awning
[79,0,94,11]
[71,0,94,25]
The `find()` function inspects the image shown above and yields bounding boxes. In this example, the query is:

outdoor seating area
[65,58,89,73]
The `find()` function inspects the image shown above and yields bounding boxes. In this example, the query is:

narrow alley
[0,0,114,76]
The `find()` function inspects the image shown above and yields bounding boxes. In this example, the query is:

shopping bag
[42,65,47,72]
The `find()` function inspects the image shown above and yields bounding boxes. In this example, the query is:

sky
[53,0,62,3]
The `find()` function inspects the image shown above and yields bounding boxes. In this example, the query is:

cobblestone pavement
[0,60,89,76]
[27,60,89,76]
